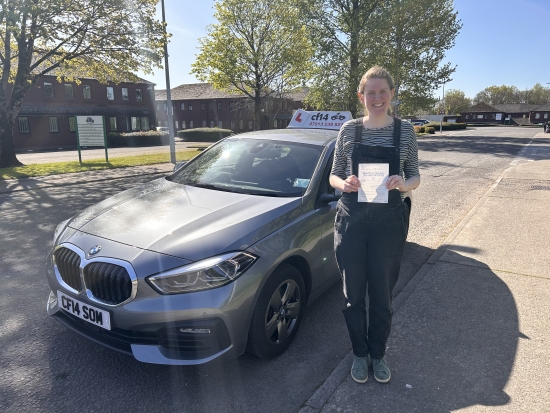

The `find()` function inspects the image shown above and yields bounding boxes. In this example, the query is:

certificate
[357,163,389,203]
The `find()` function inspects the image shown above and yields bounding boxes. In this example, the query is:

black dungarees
[334,118,410,359]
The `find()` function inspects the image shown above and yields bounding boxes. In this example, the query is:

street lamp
[161,0,176,165]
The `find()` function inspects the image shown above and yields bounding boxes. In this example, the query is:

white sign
[496,113,502,121]
[357,163,389,203]
[77,116,105,147]
[287,109,352,130]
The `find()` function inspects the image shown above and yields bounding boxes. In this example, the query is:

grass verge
[0,149,201,180]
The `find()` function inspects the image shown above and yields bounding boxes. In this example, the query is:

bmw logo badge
[89,245,102,256]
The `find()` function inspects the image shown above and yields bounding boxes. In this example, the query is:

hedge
[424,122,467,131]
[177,127,233,142]
[107,131,170,147]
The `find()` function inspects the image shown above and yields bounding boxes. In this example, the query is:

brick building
[461,102,544,125]
[12,75,156,151]
[155,83,308,132]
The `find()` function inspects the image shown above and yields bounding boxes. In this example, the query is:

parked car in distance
[411,119,430,126]
[156,126,169,132]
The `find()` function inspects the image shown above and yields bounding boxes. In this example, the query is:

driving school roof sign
[287,109,352,130]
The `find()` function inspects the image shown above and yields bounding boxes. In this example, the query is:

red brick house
[12,75,156,151]
[155,83,308,132]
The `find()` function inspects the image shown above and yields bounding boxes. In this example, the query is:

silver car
[46,128,410,365]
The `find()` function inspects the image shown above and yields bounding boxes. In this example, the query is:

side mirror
[173,161,187,172]
[319,193,341,203]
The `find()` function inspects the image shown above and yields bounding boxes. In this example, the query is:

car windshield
[168,138,323,197]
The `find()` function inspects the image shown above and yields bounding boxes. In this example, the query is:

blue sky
[139,0,550,99]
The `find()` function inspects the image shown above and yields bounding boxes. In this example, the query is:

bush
[426,126,435,134]
[424,122,467,131]
[107,130,169,147]
[414,126,423,133]
[178,127,233,142]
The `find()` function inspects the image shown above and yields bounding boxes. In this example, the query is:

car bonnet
[67,178,301,261]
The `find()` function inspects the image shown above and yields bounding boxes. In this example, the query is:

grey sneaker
[372,356,391,383]
[351,355,370,383]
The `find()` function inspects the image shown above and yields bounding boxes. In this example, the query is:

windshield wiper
[188,183,239,193]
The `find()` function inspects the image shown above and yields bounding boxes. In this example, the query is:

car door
[314,148,340,287]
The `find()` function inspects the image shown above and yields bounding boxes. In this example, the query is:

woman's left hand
[386,175,405,192]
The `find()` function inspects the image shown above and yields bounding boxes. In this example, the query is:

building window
[466,115,469,119]
[110,117,117,131]
[122,88,129,101]
[175,120,179,129]
[483,114,487,119]
[69,116,76,132]
[188,103,193,111]
[49,117,59,133]
[142,117,150,130]
[239,120,244,129]
[64,84,74,99]
[182,121,186,129]
[44,82,54,97]
[180,102,185,110]
[218,121,223,128]
[163,103,167,112]
[131,117,141,131]
[136,89,142,102]
[217,102,222,110]
[202,120,207,127]
[189,120,194,128]
[248,120,253,130]
[273,120,278,128]
[18,117,30,133]
[210,120,215,128]
[107,87,114,100]
[535,113,540,119]
[209,102,213,110]
[231,120,235,130]
[477,115,483,119]
[157,103,161,111]
[201,102,206,110]
[83,85,92,99]
[545,113,548,119]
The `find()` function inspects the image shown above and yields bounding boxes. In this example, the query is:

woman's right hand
[342,175,361,193]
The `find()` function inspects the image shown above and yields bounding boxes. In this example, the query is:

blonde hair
[358,66,395,94]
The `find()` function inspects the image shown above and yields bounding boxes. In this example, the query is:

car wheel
[247,264,306,359]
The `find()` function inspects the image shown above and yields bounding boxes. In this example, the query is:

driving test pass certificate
[357,163,389,203]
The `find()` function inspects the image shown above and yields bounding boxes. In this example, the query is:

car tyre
[247,264,306,359]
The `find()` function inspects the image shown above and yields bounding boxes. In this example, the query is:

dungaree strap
[354,118,363,145]
[393,117,401,148]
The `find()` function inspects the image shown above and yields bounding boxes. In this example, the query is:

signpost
[76,116,109,164]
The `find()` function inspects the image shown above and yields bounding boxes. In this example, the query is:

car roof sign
[287,109,352,130]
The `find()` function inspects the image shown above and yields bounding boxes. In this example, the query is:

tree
[0,0,165,168]
[296,0,461,117]
[523,83,550,105]
[472,85,521,105]
[191,0,314,131]
[441,89,471,114]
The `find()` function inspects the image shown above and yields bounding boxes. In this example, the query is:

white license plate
[57,291,111,330]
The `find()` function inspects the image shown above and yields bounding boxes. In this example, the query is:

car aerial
[46,110,411,365]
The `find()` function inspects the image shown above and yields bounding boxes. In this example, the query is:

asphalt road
[0,127,536,413]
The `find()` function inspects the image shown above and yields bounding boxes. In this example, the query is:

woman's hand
[342,175,361,193]
[386,174,405,191]
[329,174,361,193]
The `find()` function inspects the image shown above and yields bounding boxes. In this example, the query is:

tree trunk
[0,108,23,168]
[348,0,360,118]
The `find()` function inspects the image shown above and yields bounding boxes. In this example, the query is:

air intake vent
[84,262,132,305]
[54,248,82,291]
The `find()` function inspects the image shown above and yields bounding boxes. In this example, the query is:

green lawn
[0,150,201,180]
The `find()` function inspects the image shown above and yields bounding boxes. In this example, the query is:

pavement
[2,131,549,412]
[299,132,550,412]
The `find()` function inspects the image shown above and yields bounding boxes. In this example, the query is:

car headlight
[53,218,70,245]
[146,252,258,294]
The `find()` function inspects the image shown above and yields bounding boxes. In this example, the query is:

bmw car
[46,110,411,365]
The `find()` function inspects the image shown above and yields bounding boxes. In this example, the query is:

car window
[168,138,322,197]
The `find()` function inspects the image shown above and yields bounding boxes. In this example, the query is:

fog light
[179,328,211,334]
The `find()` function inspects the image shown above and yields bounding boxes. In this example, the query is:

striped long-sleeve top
[330,118,420,200]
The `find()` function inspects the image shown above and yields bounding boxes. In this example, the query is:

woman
[329,66,420,384]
